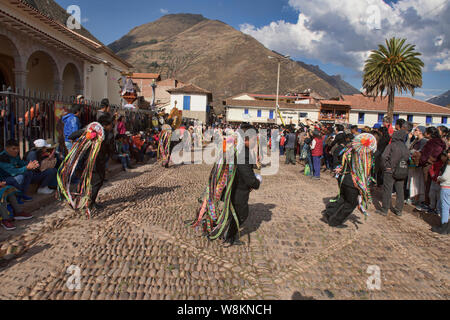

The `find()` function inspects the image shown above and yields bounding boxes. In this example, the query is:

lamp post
[268,54,290,126]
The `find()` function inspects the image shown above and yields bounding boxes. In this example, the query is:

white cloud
[240,0,450,72]
[160,8,169,14]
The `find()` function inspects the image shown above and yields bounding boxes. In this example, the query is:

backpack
[280,136,286,146]
[393,144,410,180]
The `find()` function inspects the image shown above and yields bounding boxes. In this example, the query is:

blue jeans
[438,188,449,224]
[312,156,321,178]
[6,169,57,194]
[119,155,131,169]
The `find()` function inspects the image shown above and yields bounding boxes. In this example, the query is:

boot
[432,222,449,235]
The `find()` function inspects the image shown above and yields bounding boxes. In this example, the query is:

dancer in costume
[158,106,183,168]
[323,133,377,227]
[58,115,114,217]
[188,124,262,247]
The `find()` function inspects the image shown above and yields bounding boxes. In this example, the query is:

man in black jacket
[377,130,410,216]
[225,124,262,246]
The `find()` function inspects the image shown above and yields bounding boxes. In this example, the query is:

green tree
[363,38,424,124]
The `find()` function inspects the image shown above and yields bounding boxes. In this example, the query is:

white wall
[169,93,208,112]
[350,111,448,127]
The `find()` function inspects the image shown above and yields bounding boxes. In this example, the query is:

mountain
[427,90,450,108]
[109,14,360,112]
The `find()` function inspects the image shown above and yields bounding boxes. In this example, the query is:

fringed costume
[57,122,105,218]
[324,133,377,227]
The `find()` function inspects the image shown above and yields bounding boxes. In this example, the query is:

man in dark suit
[225,124,262,247]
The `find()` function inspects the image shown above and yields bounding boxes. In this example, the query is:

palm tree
[363,38,424,124]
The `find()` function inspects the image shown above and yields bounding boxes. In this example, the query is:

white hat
[125,131,131,136]
[34,139,51,148]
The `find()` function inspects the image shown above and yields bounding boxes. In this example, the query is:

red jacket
[311,137,324,157]
[430,160,444,182]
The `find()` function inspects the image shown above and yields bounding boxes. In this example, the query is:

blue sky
[56,0,450,101]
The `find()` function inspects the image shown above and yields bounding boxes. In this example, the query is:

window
[358,112,365,124]
[407,115,413,122]
[426,116,432,124]
[442,116,448,124]
[393,114,400,122]
[244,109,249,115]
[299,112,308,118]
[378,113,385,123]
[257,110,262,118]
[269,111,274,119]
[183,96,191,111]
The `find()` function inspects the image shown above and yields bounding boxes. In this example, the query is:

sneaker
[37,187,55,195]
[1,219,16,231]
[14,212,33,221]
[391,208,402,216]
[415,203,430,212]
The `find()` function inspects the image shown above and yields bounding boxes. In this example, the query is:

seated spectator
[26,139,58,189]
[0,140,55,197]
[131,132,145,164]
[146,141,158,159]
[0,181,33,231]
[116,135,134,171]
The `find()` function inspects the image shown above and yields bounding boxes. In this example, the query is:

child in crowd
[434,148,450,235]
[0,182,32,231]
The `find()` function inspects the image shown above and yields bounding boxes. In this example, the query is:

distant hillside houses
[225,92,450,127]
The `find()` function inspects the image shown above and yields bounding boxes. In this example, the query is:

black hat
[101,98,110,107]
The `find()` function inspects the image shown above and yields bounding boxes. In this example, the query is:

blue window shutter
[442,116,448,124]
[407,115,413,122]
[269,111,274,119]
[358,113,365,124]
[257,110,262,118]
[183,96,191,111]
[393,114,399,122]
[426,116,432,124]
[245,109,249,115]
[378,113,384,123]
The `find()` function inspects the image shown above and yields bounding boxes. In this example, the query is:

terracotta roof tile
[225,99,318,110]
[343,94,450,115]
[131,73,161,79]
[321,100,352,106]
[167,83,212,95]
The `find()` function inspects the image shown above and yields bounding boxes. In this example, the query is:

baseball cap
[34,139,51,148]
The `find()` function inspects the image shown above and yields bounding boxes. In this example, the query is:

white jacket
[438,164,450,188]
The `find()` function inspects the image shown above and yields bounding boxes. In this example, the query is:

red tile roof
[131,73,161,80]
[343,94,450,115]
[167,83,212,95]
[320,100,352,106]
[225,99,318,110]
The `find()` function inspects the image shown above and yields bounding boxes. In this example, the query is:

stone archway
[62,62,82,98]
[0,34,22,90]
[26,50,60,94]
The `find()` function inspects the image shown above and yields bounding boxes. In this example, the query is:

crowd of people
[0,98,160,231]
[200,117,450,235]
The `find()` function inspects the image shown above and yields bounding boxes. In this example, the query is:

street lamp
[268,54,290,126]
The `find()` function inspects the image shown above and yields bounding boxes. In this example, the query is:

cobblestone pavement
[0,150,448,300]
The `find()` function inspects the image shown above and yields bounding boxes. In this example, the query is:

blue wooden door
[183,96,191,111]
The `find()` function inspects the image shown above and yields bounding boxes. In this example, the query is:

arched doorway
[62,63,81,98]
[0,34,20,90]
[26,51,59,94]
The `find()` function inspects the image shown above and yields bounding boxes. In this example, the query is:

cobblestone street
[0,150,448,300]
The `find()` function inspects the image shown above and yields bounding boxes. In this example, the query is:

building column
[13,69,27,91]
[54,79,63,97]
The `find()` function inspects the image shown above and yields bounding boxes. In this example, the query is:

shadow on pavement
[291,291,315,300]
[241,203,275,239]
[0,243,52,271]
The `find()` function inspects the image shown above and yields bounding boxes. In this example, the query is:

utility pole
[269,54,290,126]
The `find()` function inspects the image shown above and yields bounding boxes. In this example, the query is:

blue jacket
[0,150,28,178]
[62,113,81,142]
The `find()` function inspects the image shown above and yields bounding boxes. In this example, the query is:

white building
[166,84,213,123]
[0,0,132,105]
[225,92,450,127]
[225,93,319,126]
